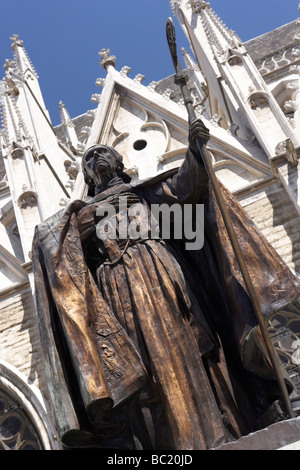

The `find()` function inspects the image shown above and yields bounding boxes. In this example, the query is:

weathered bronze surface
[32,121,300,450]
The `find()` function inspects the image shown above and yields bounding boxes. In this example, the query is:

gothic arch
[0,360,61,450]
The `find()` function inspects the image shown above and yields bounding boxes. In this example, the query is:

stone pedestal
[213,417,300,450]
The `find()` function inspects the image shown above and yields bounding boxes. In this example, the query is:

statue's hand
[188,119,210,152]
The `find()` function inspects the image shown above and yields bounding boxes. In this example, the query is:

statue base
[212,416,300,450]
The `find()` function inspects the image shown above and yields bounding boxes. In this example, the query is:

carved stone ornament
[257,46,300,77]
[133,74,145,85]
[275,138,298,165]
[17,190,38,209]
[9,34,23,48]
[228,54,242,66]
[11,147,24,159]
[0,390,42,450]
[95,77,106,87]
[91,94,101,103]
[99,49,116,70]
[3,59,15,73]
[269,301,300,396]
[64,160,80,180]
[192,0,210,12]
[120,66,131,78]
[249,93,269,110]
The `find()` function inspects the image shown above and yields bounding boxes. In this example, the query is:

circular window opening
[133,139,147,151]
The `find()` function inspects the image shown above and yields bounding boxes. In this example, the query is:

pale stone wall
[0,287,46,392]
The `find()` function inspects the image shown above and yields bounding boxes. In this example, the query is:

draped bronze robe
[32,147,300,450]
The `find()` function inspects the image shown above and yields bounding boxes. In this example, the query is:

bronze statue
[32,119,300,450]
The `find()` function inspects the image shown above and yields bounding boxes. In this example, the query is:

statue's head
[82,144,130,195]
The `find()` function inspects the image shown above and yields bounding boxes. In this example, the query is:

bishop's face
[82,145,118,185]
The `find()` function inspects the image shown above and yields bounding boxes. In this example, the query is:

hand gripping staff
[166,17,294,420]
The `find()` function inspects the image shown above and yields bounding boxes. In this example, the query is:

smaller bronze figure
[33,118,300,450]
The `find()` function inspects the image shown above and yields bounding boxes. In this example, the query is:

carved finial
[10,34,24,48]
[59,101,75,128]
[192,0,210,12]
[162,89,175,101]
[99,49,116,70]
[133,74,145,85]
[148,81,159,93]
[9,35,38,78]
[120,66,132,77]
[3,59,15,73]
[181,47,200,71]
[81,126,91,138]
[91,94,102,103]
[95,77,106,87]
[275,139,298,165]
[210,114,222,127]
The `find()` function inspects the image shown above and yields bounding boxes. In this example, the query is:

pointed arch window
[0,389,43,450]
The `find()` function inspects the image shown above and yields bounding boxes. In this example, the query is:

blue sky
[1,0,299,126]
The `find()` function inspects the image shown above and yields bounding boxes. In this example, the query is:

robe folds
[32,147,300,450]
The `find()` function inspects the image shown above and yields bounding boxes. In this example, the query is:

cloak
[32,148,300,449]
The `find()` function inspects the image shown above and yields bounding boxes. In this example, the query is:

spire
[0,34,81,264]
[7,35,47,114]
[59,100,75,128]
[181,47,208,115]
[173,0,300,157]
[181,47,199,71]
[0,82,32,147]
[59,101,80,152]
[10,34,38,79]
[195,3,242,58]
[170,0,234,127]
[170,1,241,59]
